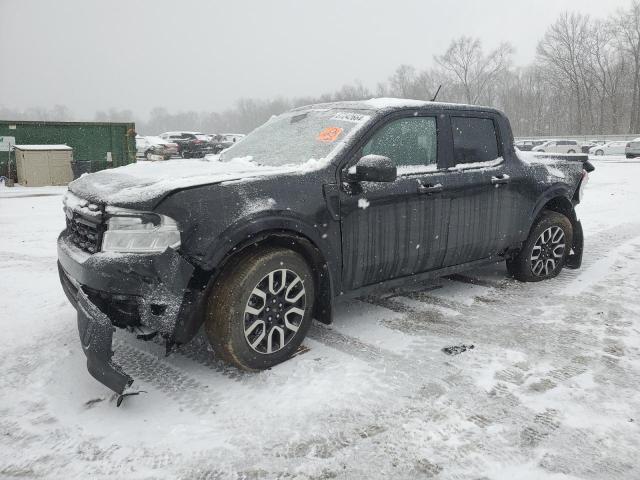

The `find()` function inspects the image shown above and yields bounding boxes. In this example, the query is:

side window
[451,117,500,165]
[362,117,437,170]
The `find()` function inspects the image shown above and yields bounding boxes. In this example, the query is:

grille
[66,213,104,254]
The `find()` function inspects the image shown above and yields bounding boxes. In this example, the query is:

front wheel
[507,211,573,282]
[205,247,315,370]
[567,149,576,153]
[595,150,604,156]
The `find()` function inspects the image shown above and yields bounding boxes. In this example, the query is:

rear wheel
[205,248,315,370]
[507,211,573,282]
[595,150,604,156]
[567,149,576,153]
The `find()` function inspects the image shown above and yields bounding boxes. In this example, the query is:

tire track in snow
[113,340,221,415]
[294,221,640,477]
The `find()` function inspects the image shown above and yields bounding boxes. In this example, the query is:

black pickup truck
[57,99,593,399]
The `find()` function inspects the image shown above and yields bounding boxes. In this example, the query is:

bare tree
[615,0,640,133]
[435,36,514,104]
[537,12,592,133]
[388,65,418,98]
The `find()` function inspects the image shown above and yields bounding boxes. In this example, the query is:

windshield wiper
[290,112,308,124]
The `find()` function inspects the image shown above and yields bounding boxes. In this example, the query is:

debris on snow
[442,344,475,355]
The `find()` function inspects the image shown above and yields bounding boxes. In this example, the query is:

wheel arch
[531,187,576,227]
[538,195,576,222]
[204,215,337,326]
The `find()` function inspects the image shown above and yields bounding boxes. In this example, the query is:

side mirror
[348,155,397,182]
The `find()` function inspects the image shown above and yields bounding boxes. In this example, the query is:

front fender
[204,211,340,288]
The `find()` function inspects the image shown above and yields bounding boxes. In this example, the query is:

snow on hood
[69,156,325,206]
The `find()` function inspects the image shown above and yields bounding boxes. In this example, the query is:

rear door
[340,112,451,290]
[441,114,516,266]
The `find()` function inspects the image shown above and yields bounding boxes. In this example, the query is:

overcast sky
[0,0,632,119]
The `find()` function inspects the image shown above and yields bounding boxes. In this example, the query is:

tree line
[2,1,639,137]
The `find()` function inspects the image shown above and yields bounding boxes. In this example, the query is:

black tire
[205,247,315,370]
[181,151,191,159]
[506,211,573,282]
[567,149,576,153]
[595,150,604,156]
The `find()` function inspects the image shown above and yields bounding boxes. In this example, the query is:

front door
[340,114,450,290]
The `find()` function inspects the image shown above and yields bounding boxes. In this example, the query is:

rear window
[452,117,500,165]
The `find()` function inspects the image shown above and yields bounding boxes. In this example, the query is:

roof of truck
[291,98,502,115]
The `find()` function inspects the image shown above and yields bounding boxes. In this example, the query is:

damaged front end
[76,288,133,398]
[57,192,207,403]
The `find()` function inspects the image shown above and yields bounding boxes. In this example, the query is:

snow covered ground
[1,156,639,479]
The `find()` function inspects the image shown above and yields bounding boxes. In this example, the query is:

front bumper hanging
[76,288,133,395]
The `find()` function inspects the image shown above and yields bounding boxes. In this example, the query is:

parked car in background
[625,138,640,158]
[159,131,216,158]
[581,142,596,153]
[515,140,546,151]
[135,135,178,160]
[515,140,535,151]
[207,134,234,153]
[223,133,246,144]
[532,139,580,154]
[58,99,593,396]
[589,141,627,156]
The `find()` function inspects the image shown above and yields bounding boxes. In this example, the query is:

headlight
[102,209,181,253]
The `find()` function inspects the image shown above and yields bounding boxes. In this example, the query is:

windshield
[220,108,373,166]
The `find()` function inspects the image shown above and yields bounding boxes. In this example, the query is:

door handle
[417,183,444,194]
[491,174,510,185]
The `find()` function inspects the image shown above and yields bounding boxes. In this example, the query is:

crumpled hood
[68,157,294,209]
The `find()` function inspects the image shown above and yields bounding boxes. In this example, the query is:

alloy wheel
[530,226,566,277]
[243,269,306,354]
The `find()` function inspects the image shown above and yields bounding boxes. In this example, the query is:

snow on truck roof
[290,98,500,114]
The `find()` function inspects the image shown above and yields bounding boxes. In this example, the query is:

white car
[626,137,640,158]
[531,139,580,154]
[135,135,179,160]
[589,141,627,156]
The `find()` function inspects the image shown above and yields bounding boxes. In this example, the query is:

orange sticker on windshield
[316,127,343,143]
